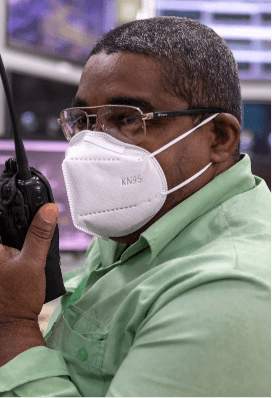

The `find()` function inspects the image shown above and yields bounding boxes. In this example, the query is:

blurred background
[0,0,270,296]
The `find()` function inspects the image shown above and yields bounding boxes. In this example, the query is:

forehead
[76,52,186,111]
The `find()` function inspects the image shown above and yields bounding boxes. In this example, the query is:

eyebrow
[71,96,155,112]
[71,96,88,107]
[107,96,155,112]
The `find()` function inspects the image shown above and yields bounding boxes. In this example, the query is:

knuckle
[30,224,53,241]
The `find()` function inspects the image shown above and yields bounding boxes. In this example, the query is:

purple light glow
[0,140,69,152]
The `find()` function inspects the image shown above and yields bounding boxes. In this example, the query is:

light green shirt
[0,154,270,397]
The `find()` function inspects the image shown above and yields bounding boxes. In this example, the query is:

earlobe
[210,113,241,164]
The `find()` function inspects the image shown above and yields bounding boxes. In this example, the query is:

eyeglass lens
[61,106,146,144]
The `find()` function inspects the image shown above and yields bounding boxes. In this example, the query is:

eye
[75,115,87,126]
[117,113,139,126]
[70,114,88,134]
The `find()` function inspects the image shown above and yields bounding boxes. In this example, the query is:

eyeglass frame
[58,105,223,141]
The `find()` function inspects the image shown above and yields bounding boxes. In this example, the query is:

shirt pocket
[46,304,108,397]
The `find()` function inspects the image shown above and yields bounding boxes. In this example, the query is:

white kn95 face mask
[62,113,219,240]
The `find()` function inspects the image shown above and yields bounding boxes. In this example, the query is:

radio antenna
[0,54,31,180]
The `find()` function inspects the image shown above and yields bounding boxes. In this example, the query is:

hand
[0,203,58,325]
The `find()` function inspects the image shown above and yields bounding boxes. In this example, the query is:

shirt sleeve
[0,346,81,397]
[106,278,271,397]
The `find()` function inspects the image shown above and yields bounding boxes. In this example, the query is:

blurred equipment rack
[156,0,271,81]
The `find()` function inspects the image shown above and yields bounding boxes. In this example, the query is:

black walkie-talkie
[0,54,66,303]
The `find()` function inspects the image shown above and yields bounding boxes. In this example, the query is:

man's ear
[210,113,241,164]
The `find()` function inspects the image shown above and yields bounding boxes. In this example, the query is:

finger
[21,203,59,267]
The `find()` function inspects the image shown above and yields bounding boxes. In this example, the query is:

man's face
[75,51,215,243]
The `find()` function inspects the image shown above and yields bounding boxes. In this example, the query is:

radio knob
[34,195,44,205]
[4,158,17,174]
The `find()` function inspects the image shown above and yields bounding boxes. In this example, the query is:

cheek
[140,121,210,187]
[142,123,193,184]
[141,120,180,153]
[154,142,190,190]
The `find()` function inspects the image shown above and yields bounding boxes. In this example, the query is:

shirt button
[78,348,88,361]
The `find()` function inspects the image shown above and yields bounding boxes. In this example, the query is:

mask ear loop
[148,113,220,159]
[147,113,220,195]
[163,162,213,195]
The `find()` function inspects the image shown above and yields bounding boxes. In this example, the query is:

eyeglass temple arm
[57,114,95,125]
[143,108,223,120]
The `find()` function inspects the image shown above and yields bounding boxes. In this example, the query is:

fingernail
[40,203,59,224]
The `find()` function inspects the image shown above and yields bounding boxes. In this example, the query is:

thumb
[21,203,59,266]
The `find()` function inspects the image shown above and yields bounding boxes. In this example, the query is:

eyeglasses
[58,105,222,145]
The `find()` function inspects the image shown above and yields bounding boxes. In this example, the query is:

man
[0,17,270,397]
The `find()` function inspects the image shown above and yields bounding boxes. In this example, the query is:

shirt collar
[99,154,255,267]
